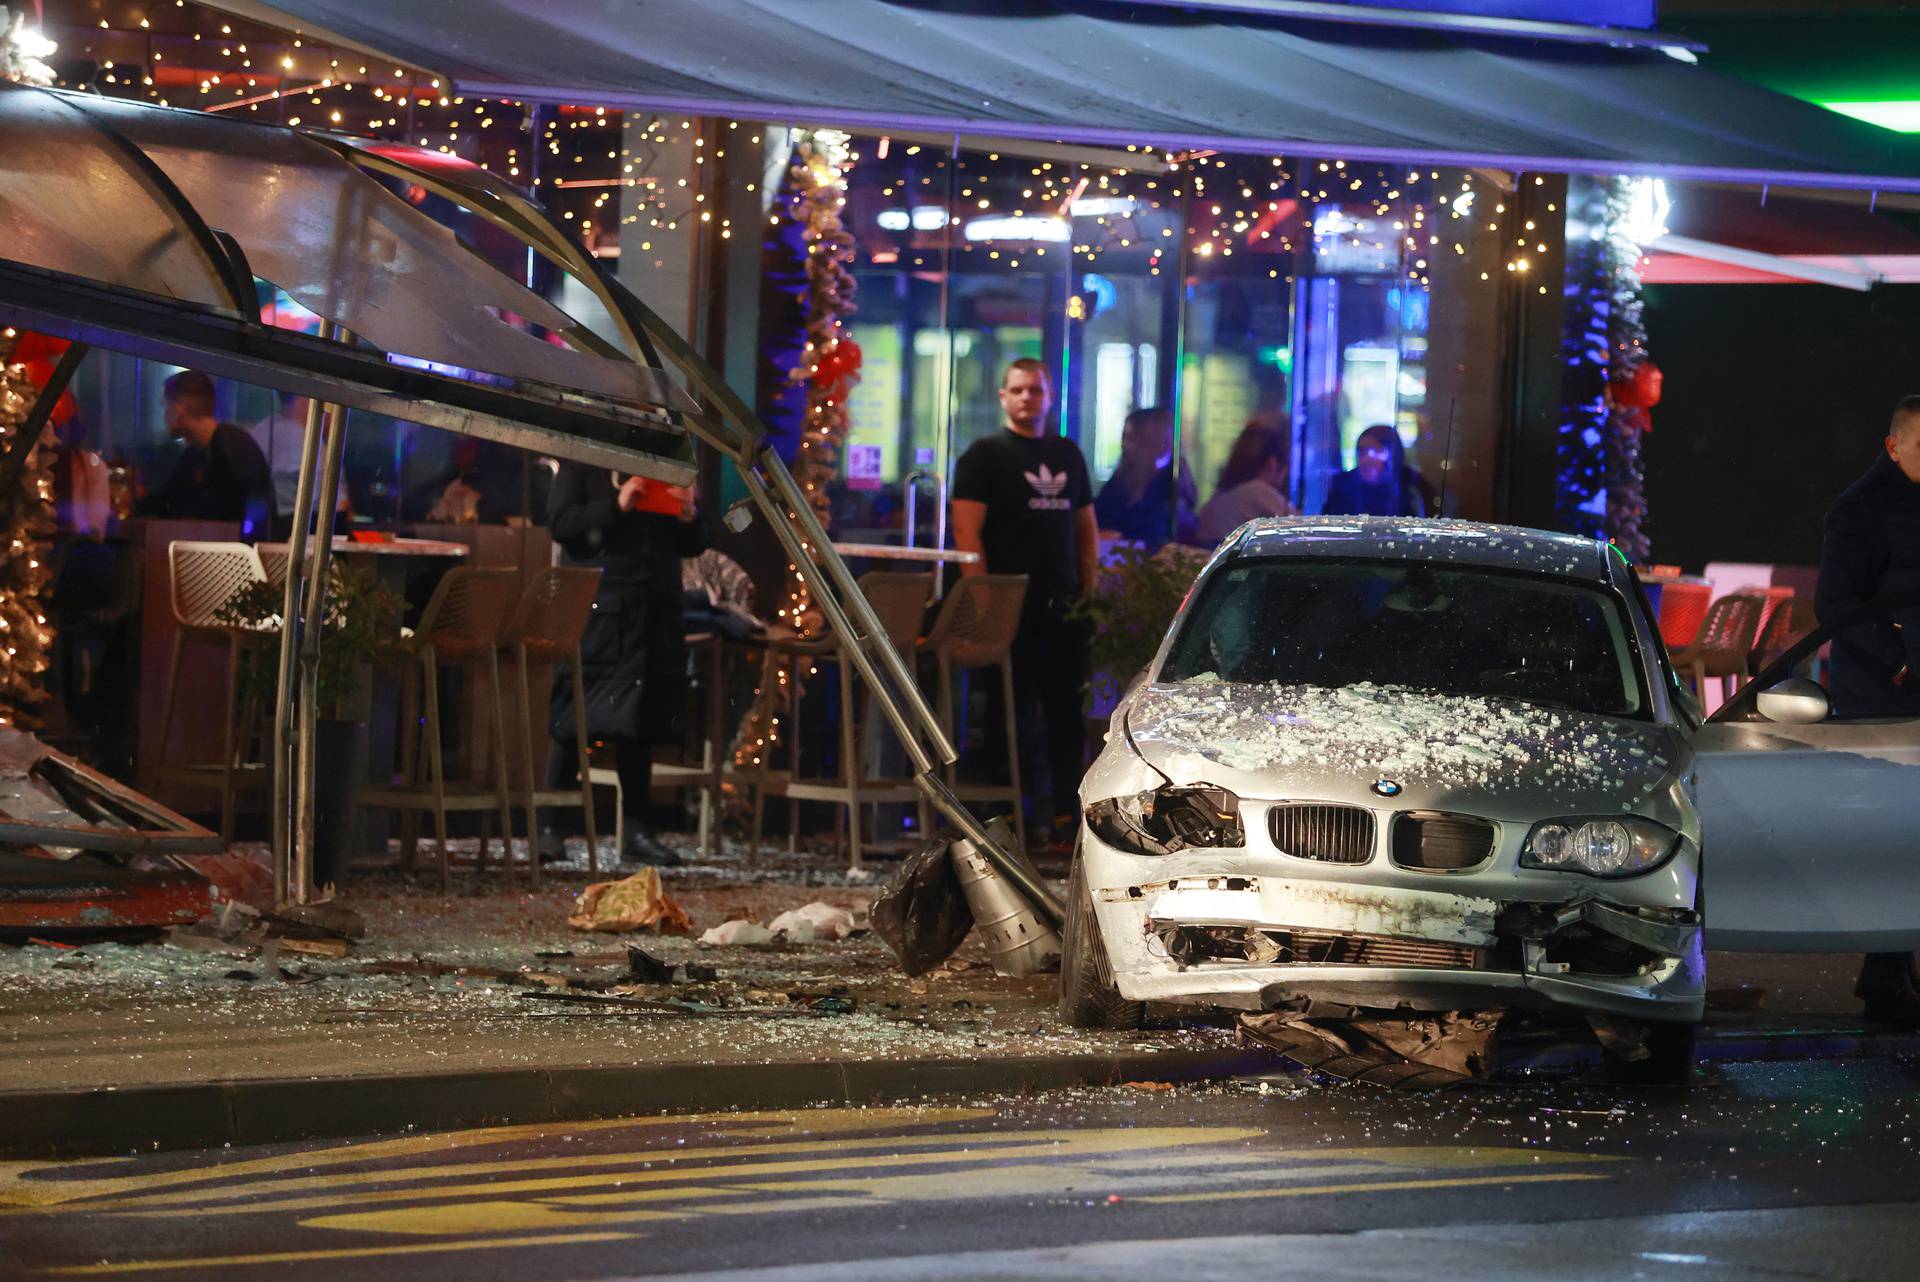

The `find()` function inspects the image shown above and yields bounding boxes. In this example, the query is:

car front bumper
[1086,836,1705,1024]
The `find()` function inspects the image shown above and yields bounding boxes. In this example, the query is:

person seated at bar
[1323,422,1436,518]
[137,370,274,538]
[1193,423,1295,546]
[1095,406,1196,550]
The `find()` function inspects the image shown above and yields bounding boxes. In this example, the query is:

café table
[829,542,982,566]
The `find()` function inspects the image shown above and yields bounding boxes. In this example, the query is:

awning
[209,0,1920,192]
[0,83,704,482]
[0,82,1059,924]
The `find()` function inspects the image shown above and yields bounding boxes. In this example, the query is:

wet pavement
[4,1054,1919,1279]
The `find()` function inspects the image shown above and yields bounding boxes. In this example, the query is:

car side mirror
[1755,677,1831,725]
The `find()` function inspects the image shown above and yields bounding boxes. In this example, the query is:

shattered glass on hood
[1127,679,1677,812]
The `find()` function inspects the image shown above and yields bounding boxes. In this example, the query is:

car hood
[1124,678,1680,819]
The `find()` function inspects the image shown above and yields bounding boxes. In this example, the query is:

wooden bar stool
[153,541,276,845]
[749,571,932,869]
[915,573,1030,856]
[359,566,520,890]
[499,565,603,882]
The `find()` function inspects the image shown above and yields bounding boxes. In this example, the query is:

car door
[1690,625,1920,952]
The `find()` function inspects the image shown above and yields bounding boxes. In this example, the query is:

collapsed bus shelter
[0,83,1061,925]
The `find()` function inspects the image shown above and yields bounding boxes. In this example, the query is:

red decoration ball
[1612,360,1664,410]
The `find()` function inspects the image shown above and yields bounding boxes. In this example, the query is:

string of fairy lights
[39,0,1561,298]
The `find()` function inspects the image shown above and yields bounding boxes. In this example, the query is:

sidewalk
[0,838,1272,1156]
[1,838,1914,1157]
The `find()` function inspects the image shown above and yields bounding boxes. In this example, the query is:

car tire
[1601,1019,1698,1086]
[1058,846,1145,1030]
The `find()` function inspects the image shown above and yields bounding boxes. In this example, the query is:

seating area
[146,533,1047,881]
[1645,564,1822,708]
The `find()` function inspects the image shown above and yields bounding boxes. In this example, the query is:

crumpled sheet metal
[1238,1009,1500,1091]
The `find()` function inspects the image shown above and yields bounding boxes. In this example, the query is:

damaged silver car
[1061,517,1920,1082]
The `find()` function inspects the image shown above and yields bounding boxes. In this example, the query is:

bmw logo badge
[1371,778,1402,798]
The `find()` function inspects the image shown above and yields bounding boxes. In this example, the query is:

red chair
[1657,581,1712,651]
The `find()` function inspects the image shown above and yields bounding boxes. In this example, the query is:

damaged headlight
[1085,785,1245,856]
[1522,816,1678,878]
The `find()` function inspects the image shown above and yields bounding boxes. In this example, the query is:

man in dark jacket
[1815,395,1920,1023]
[139,371,274,537]
[546,460,707,867]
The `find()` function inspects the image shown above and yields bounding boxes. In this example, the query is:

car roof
[1224,516,1614,583]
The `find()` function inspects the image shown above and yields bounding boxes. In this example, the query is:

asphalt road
[4,1056,1919,1281]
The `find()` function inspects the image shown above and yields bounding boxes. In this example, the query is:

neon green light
[1817,100,1920,133]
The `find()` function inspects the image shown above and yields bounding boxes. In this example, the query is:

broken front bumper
[1090,865,1705,1023]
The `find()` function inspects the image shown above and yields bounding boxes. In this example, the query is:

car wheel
[1058,844,1144,1030]
[1601,1019,1698,1086]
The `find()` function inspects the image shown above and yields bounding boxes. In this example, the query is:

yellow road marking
[53,1126,1053,1217]
[1136,1171,1612,1204]
[38,1231,637,1275]
[0,1106,995,1211]
[155,1127,1257,1224]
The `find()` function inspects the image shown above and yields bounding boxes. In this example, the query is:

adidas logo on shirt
[1024,463,1072,511]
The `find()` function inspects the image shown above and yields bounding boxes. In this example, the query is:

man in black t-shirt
[951,358,1097,845]
[139,370,274,539]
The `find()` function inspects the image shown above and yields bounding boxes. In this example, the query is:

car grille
[1269,803,1374,864]
[1275,928,1483,969]
[1391,812,1497,870]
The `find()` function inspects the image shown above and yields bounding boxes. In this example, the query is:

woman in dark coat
[1323,423,1437,518]
[546,460,707,866]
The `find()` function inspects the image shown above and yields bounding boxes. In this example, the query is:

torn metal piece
[1237,1011,1479,1091]
[1588,1012,1650,1062]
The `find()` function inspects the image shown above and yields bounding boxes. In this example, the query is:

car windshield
[1159,558,1647,718]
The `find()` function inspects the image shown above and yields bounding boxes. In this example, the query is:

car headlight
[1522,815,1678,878]
[1085,784,1245,856]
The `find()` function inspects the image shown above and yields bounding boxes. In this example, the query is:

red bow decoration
[809,337,864,388]
[1610,359,1663,411]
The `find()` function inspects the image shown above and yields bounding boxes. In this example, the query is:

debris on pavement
[568,867,694,935]
[625,944,676,983]
[700,919,774,947]
[766,901,862,942]
[869,836,975,975]
[951,825,1062,978]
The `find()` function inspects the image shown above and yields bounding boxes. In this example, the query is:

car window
[1159,558,1648,718]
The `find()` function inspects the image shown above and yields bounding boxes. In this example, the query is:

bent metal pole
[270,325,337,909]
[269,323,351,909]
[291,396,351,905]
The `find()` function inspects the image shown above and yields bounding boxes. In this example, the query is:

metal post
[270,335,334,909]
[292,399,351,904]
[269,324,351,908]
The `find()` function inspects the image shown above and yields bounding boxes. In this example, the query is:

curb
[0,1047,1289,1160]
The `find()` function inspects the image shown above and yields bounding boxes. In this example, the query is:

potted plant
[1070,542,1211,719]
[217,561,401,885]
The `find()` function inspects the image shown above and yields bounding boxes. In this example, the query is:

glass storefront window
[822,138,1514,545]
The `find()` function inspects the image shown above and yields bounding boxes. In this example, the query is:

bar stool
[915,573,1030,856]
[749,571,933,869]
[153,541,277,844]
[498,565,603,882]
[650,630,731,860]
[359,566,520,890]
